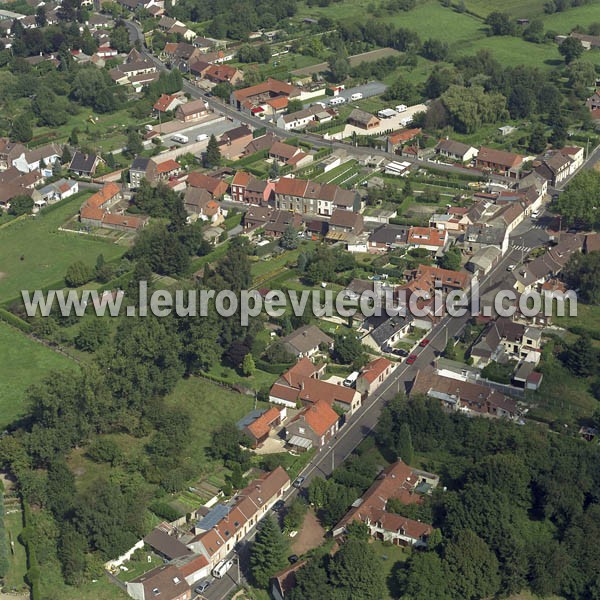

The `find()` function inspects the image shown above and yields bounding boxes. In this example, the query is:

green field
[0,321,77,429]
[542,3,600,33]
[0,193,127,304]
[463,0,548,19]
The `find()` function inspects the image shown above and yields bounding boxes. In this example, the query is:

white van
[343,371,360,388]
[170,134,189,144]
[196,133,208,142]
[329,97,345,106]
[395,104,407,113]
[212,559,234,579]
[350,92,363,101]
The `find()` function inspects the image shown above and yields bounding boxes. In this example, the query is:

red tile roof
[274,177,309,197]
[247,407,282,440]
[85,182,120,209]
[153,93,178,112]
[477,146,523,169]
[300,400,339,437]
[156,159,180,174]
[232,171,251,187]
[388,128,421,144]
[360,357,392,384]
[407,227,447,247]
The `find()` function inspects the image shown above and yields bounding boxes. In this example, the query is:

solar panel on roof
[196,504,231,531]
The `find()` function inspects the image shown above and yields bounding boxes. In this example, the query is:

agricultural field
[0,193,127,305]
[0,321,78,429]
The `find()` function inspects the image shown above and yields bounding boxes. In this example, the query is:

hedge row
[0,490,8,580]
[22,503,41,600]
[254,359,295,374]
[0,308,32,334]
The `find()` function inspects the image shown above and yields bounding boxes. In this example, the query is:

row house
[475,146,524,178]
[231,171,274,205]
[186,468,290,571]
[273,177,360,216]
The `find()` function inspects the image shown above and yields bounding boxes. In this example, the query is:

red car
[419,338,430,347]
[406,354,417,364]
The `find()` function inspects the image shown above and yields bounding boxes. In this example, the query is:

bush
[149,501,183,522]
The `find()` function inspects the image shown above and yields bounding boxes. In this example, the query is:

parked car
[406,354,417,365]
[272,500,285,512]
[194,580,211,593]
[506,264,516,271]
[419,339,430,347]
[288,554,299,564]
[293,476,305,488]
[392,348,409,357]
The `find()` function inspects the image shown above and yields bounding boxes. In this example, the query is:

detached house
[175,99,209,123]
[435,138,478,163]
[280,325,333,358]
[333,461,438,547]
[69,152,102,176]
[285,400,339,452]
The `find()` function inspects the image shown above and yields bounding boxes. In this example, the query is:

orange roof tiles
[360,357,392,384]
[407,227,447,247]
[232,171,251,187]
[274,177,309,197]
[300,400,339,437]
[247,407,282,440]
[85,182,120,209]
[156,159,180,174]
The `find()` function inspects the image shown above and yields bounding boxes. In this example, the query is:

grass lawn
[202,362,279,393]
[3,510,28,592]
[33,105,149,154]
[554,302,600,339]
[0,322,78,429]
[116,553,163,582]
[164,378,264,477]
[369,539,410,599]
[0,193,127,304]
[37,569,129,600]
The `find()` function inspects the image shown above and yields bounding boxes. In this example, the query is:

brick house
[475,147,524,178]
[175,99,209,123]
[356,357,393,395]
[285,400,339,451]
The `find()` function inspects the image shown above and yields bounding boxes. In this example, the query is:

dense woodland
[293,395,600,600]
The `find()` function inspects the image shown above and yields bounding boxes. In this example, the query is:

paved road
[200,243,527,600]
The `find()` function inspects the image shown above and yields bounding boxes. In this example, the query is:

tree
[110,23,131,53]
[559,37,584,64]
[126,129,143,156]
[564,251,600,304]
[441,85,508,133]
[508,84,535,118]
[383,75,418,104]
[250,515,288,588]
[11,113,32,142]
[329,539,386,599]
[549,116,568,148]
[397,551,449,600]
[333,332,367,368]
[65,261,94,287]
[438,246,461,271]
[422,38,448,61]
[563,334,597,377]
[35,5,46,26]
[242,353,256,377]
[75,319,111,352]
[556,170,600,228]
[397,423,414,465]
[523,18,544,43]
[8,194,33,216]
[287,98,303,114]
[443,338,457,360]
[328,51,350,82]
[283,497,307,531]
[444,529,501,600]
[212,81,233,100]
[485,12,515,36]
[528,122,547,153]
[204,134,221,168]
[280,224,299,250]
